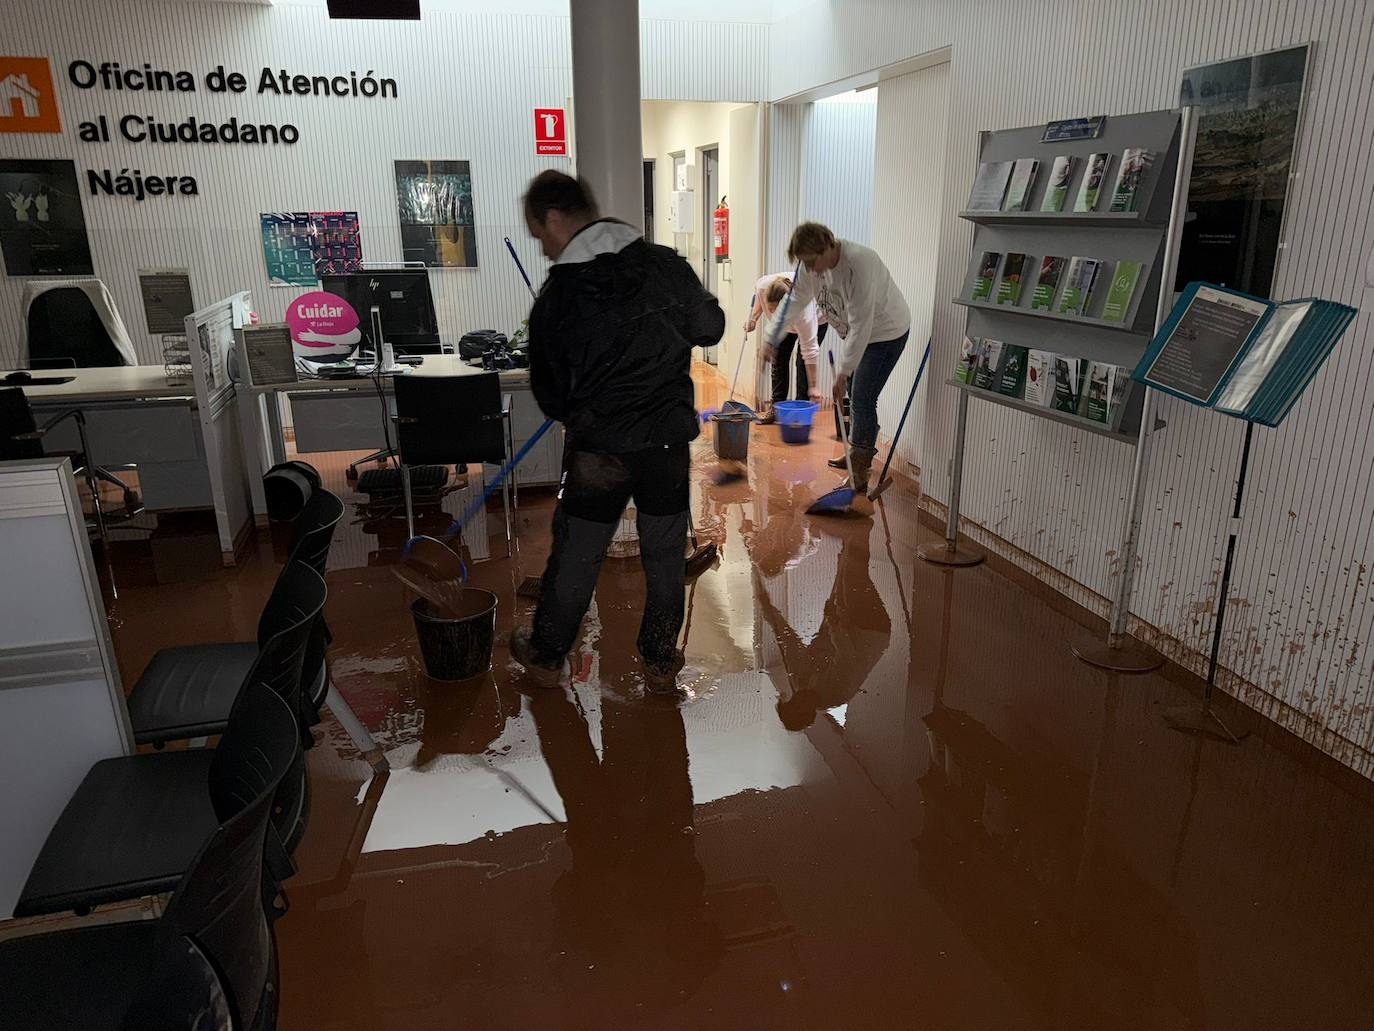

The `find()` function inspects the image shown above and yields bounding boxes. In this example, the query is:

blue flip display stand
[1131,281,1357,742]
[1132,281,1357,426]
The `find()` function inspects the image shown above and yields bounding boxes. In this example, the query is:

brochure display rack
[921,106,1199,673]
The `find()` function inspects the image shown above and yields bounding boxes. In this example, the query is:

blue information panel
[1041,116,1107,142]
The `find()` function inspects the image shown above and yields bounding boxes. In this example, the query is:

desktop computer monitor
[320,269,440,353]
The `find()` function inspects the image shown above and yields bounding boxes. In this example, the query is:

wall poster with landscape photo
[394,160,478,268]
[1176,44,1311,299]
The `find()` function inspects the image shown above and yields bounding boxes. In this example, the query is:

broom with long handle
[868,337,931,501]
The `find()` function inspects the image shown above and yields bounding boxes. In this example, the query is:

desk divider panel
[186,293,254,563]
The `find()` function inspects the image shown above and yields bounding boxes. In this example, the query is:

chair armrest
[37,408,86,435]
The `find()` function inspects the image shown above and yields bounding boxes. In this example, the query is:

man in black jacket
[511,171,725,692]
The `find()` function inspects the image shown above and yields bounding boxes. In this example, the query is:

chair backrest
[118,936,234,1031]
[395,372,506,466]
[0,388,43,461]
[148,681,298,1031]
[250,560,328,699]
[26,286,130,369]
[287,489,344,576]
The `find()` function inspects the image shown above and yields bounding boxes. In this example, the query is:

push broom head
[807,351,860,517]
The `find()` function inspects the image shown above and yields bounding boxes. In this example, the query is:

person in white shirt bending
[745,272,825,423]
[766,222,911,493]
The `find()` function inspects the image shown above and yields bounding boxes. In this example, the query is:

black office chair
[126,558,326,755]
[286,487,345,578]
[0,680,296,1031]
[394,372,514,549]
[16,625,314,918]
[25,285,140,505]
[347,395,402,483]
[27,286,129,369]
[285,489,344,723]
[17,566,321,921]
[0,386,106,541]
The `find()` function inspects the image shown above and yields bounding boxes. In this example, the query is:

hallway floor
[95,370,1374,1031]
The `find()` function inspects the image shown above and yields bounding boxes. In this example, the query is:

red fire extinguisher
[712,196,730,262]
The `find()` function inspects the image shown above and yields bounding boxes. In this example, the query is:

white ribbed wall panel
[780,0,1374,777]
[799,95,876,245]
[763,102,803,275]
[1,0,769,367]
[639,19,769,102]
[765,96,878,402]
[871,63,948,480]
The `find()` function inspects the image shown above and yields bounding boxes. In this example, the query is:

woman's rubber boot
[845,446,878,494]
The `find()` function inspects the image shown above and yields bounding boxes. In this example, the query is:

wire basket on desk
[161,334,193,384]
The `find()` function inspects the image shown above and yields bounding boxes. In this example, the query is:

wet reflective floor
[98,369,1374,1030]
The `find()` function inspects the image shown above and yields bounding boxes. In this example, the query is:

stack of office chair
[127,491,343,754]
[14,578,321,920]
[0,386,107,541]
[0,680,298,1031]
[393,372,515,550]
[284,489,346,723]
[23,279,142,508]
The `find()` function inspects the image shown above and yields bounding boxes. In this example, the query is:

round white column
[569,0,644,229]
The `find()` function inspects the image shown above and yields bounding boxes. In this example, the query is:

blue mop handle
[894,339,932,441]
[437,417,555,542]
[874,337,932,487]
[504,236,537,299]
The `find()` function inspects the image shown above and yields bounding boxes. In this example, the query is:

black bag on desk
[458,330,508,360]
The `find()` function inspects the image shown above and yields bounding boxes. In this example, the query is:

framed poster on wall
[394,160,478,267]
[260,211,363,287]
[0,159,94,276]
[1175,44,1311,299]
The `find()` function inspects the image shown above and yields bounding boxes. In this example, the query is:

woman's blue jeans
[848,331,909,452]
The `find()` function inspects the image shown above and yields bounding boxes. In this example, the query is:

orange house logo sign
[0,57,63,134]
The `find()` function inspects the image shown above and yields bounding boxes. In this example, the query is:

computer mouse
[5,371,32,383]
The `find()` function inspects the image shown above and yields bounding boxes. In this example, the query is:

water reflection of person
[525,573,720,1023]
[528,690,719,1022]
[754,526,891,731]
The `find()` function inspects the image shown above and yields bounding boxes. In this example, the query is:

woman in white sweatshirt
[768,222,911,492]
[746,273,823,421]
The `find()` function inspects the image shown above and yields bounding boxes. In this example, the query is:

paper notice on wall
[138,269,195,334]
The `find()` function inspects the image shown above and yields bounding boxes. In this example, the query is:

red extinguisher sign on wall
[712,197,729,262]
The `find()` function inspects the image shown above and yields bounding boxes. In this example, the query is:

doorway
[700,146,720,364]
[643,159,655,242]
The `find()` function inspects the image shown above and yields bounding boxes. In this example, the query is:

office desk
[11,367,216,514]
[238,356,564,522]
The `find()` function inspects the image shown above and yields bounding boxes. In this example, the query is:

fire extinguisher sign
[534,108,567,156]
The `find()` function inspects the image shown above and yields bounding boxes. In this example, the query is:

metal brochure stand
[920,106,1198,674]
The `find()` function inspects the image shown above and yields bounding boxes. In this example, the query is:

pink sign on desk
[286,290,360,360]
